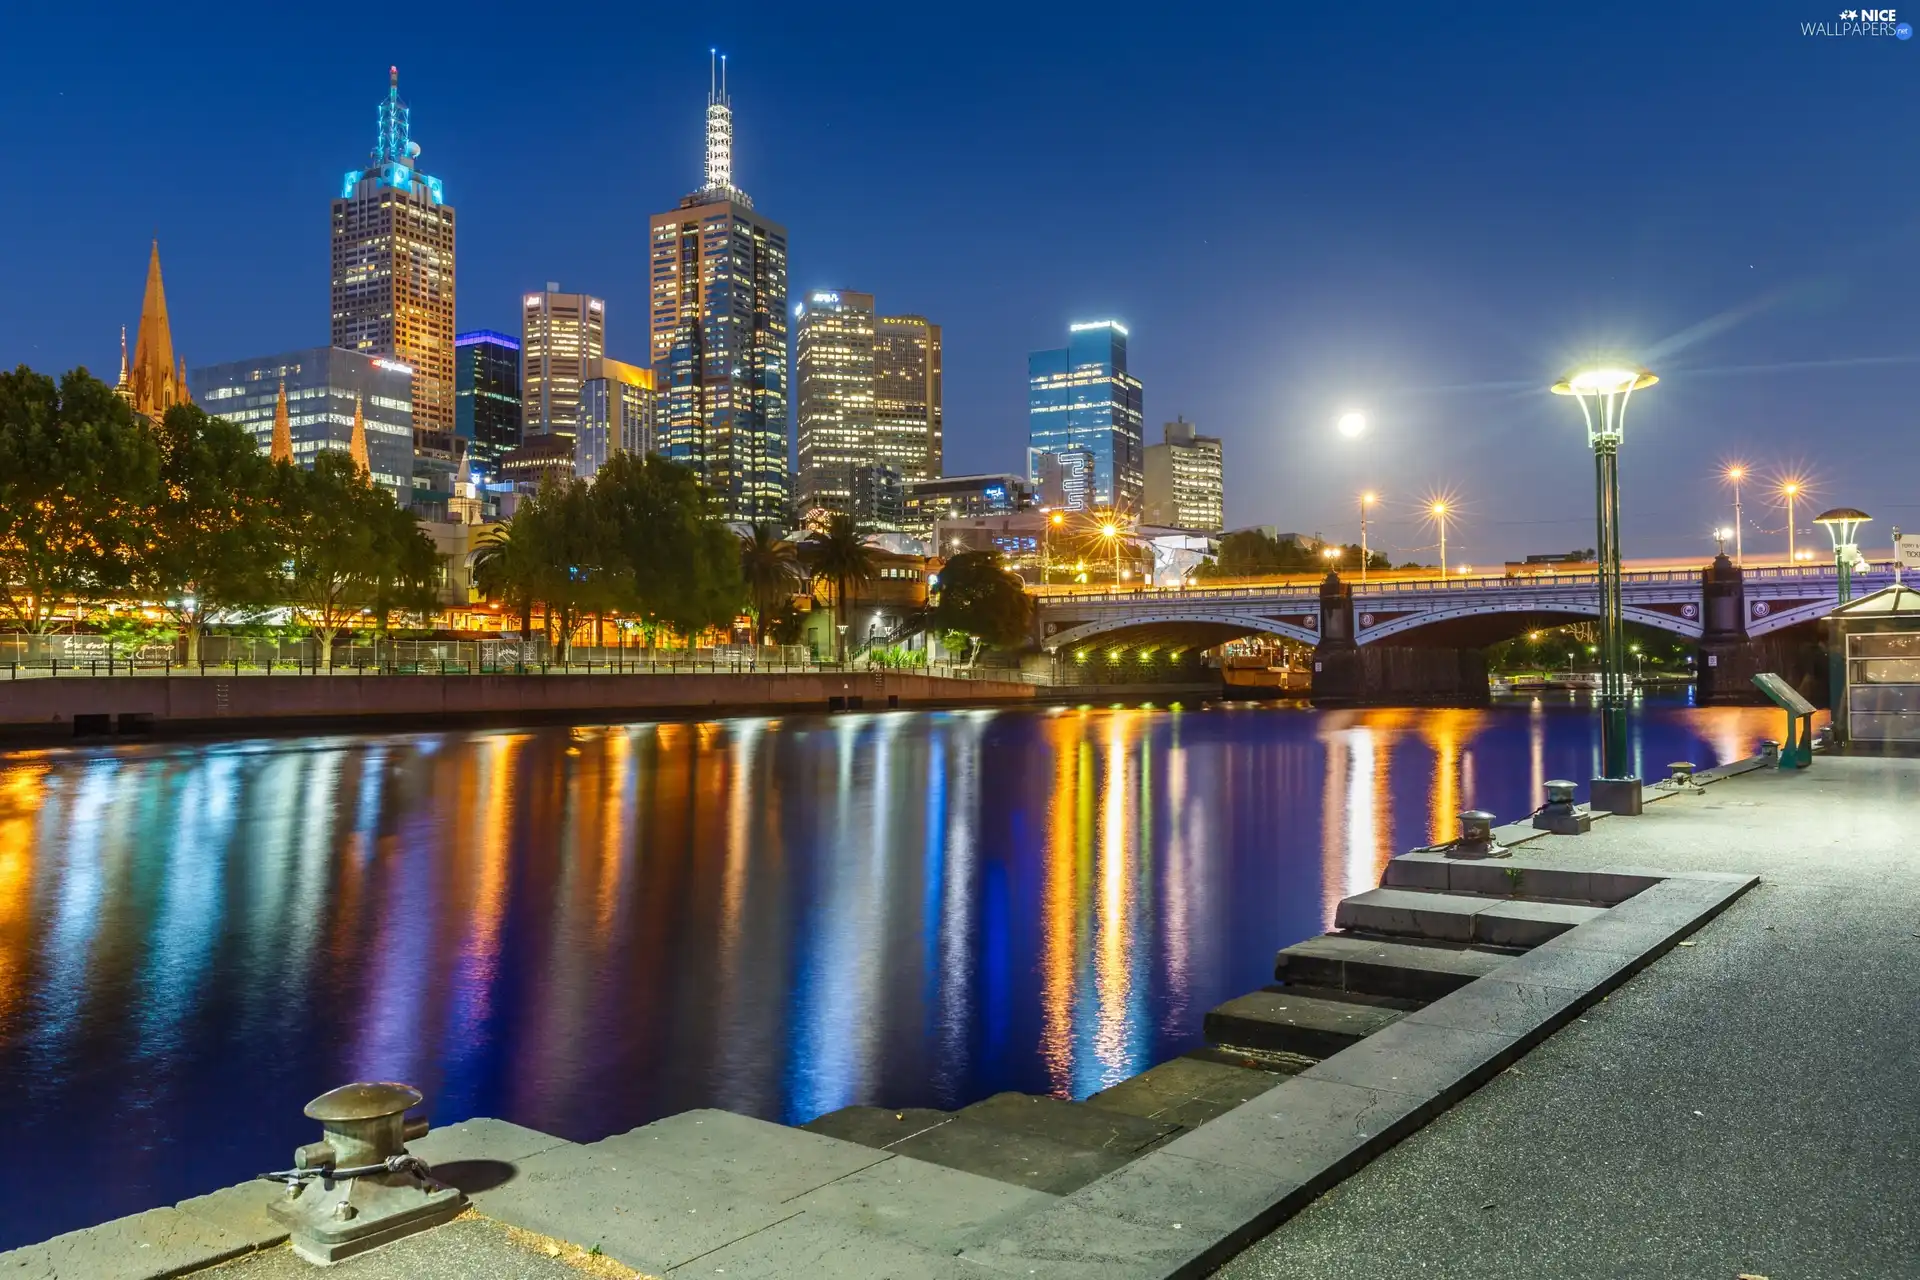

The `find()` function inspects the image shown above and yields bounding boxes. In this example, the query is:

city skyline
[4,3,1916,559]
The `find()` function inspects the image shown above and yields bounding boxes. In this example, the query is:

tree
[0,367,159,632]
[281,452,391,659]
[593,452,741,643]
[511,473,605,660]
[472,518,537,638]
[132,402,284,663]
[738,522,799,645]
[931,551,1031,662]
[367,499,443,634]
[804,513,877,663]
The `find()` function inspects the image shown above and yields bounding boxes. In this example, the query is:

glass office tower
[1027,320,1144,512]
[454,330,523,472]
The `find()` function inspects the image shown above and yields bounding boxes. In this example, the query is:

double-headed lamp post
[1813,507,1872,604]
[1552,364,1658,804]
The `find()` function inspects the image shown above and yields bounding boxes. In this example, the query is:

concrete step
[1082,1054,1281,1128]
[1335,887,1607,948]
[875,1114,1137,1195]
[802,1105,955,1151]
[1203,989,1405,1058]
[956,1092,1181,1156]
[1275,932,1511,999]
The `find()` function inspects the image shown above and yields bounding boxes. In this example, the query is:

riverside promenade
[5,751,1912,1279]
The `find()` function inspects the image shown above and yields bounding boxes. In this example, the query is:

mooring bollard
[261,1081,464,1264]
[1533,778,1592,835]
[1450,809,1503,859]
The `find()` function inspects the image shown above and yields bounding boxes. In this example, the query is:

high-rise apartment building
[191,347,414,501]
[454,330,523,471]
[576,357,658,480]
[522,284,606,437]
[331,68,456,482]
[648,55,789,522]
[794,290,875,515]
[1027,320,1143,512]
[1143,416,1224,532]
[874,315,942,483]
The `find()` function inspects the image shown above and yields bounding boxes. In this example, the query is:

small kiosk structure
[1824,583,1920,751]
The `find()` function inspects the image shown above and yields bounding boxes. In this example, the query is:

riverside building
[1143,416,1224,532]
[1027,320,1143,513]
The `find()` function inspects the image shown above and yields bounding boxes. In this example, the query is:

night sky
[3,2,1913,562]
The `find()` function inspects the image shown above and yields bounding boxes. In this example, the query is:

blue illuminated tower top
[340,67,445,205]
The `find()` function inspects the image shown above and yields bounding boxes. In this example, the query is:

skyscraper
[576,358,657,480]
[874,315,942,484]
[1027,320,1144,513]
[521,285,605,437]
[453,330,523,471]
[190,347,414,500]
[648,54,789,522]
[794,290,875,515]
[331,67,456,481]
[1143,416,1224,532]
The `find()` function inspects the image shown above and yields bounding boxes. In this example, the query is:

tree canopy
[932,551,1032,658]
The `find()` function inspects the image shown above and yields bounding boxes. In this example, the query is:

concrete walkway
[1218,755,1920,1280]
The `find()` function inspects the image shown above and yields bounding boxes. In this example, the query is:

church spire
[271,379,293,463]
[117,326,129,391]
[349,393,370,475]
[128,240,186,420]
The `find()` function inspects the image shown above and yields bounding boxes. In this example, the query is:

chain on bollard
[259,1081,465,1264]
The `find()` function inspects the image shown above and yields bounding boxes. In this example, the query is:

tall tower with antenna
[648,53,789,521]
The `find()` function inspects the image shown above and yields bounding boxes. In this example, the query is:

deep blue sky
[3,2,1915,561]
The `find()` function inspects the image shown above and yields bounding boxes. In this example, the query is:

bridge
[1033,559,1887,705]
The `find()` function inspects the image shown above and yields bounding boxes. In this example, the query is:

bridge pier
[1694,554,1828,707]
[1310,572,1489,709]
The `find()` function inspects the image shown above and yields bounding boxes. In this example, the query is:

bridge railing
[1037,561,1879,608]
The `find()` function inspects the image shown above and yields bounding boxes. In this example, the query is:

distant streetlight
[1723,466,1746,565]
[1552,363,1658,797]
[1337,411,1367,439]
[1813,506,1872,603]
[1359,491,1377,585]
[1429,501,1451,577]
[1322,545,1343,566]
[1780,480,1803,564]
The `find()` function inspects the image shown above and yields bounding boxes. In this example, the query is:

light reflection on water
[0,696,1782,1248]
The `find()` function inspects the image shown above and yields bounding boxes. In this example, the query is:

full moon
[1336,411,1367,438]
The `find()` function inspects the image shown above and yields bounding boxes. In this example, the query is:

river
[0,694,1782,1249]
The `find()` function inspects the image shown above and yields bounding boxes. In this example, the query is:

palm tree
[471,518,536,641]
[805,513,877,664]
[738,522,799,646]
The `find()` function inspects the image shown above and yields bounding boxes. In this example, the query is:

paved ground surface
[1218,755,1920,1280]
[201,1213,645,1279]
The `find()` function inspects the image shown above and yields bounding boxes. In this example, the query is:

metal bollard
[1533,778,1592,835]
[1450,809,1503,859]
[1759,739,1780,765]
[263,1081,465,1264]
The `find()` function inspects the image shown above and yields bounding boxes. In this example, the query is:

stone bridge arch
[1042,611,1319,652]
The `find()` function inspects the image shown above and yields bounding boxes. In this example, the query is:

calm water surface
[0,695,1781,1248]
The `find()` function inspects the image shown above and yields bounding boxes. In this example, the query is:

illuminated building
[331,67,456,510]
[795,290,875,514]
[1034,447,1094,513]
[117,241,193,420]
[905,473,1031,537]
[576,358,658,479]
[190,347,414,500]
[851,463,905,532]
[1143,416,1224,532]
[454,330,522,471]
[874,314,941,483]
[496,433,575,490]
[1027,320,1143,512]
[522,285,605,437]
[648,53,789,522]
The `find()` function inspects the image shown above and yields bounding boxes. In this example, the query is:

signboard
[1752,671,1816,717]
[1895,532,1920,570]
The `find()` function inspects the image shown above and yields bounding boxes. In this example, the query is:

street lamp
[1337,411,1367,439]
[1429,501,1450,577]
[1723,466,1746,565]
[1552,363,1658,808]
[1359,491,1377,585]
[1780,480,1802,565]
[1044,509,1065,580]
[1813,507,1872,603]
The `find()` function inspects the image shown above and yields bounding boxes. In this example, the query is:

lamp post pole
[1726,467,1745,566]
[1359,492,1375,585]
[1814,508,1871,605]
[1782,482,1799,565]
[1554,367,1657,808]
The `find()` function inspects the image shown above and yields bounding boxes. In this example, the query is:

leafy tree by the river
[133,402,284,663]
[804,513,877,663]
[0,367,159,631]
[1195,528,1390,579]
[281,451,438,658]
[931,551,1031,661]
[594,452,741,641]
[472,518,537,638]
[738,521,800,645]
